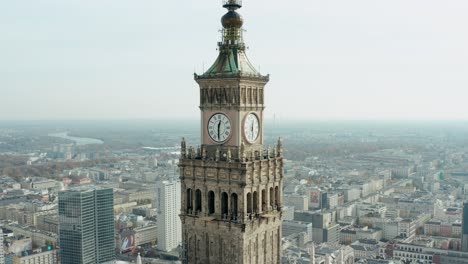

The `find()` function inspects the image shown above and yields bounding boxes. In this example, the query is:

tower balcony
[194,70,269,82]
[179,146,283,186]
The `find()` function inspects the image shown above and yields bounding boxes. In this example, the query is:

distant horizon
[2,1,468,120]
[1,118,468,123]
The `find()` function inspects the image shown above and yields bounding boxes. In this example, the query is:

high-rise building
[156,180,181,252]
[58,188,115,264]
[462,202,468,252]
[179,0,284,263]
[0,228,4,264]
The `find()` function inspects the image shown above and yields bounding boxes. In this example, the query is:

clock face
[208,113,232,143]
[244,113,260,143]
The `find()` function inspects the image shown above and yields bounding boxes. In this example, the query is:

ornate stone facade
[179,1,283,263]
[179,144,283,263]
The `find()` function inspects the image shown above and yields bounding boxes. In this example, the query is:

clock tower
[179,0,283,263]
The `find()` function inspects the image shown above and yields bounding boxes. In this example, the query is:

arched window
[253,191,258,213]
[247,192,252,214]
[195,189,202,212]
[208,191,215,215]
[261,189,266,211]
[221,192,228,216]
[274,186,279,208]
[231,193,238,218]
[187,188,193,212]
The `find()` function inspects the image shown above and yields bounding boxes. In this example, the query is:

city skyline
[2,0,468,121]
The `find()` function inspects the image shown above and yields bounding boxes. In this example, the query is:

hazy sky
[1,0,467,121]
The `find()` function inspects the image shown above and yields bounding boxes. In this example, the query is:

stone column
[181,182,186,213]
[258,188,263,214]
[191,183,196,215]
[227,189,231,219]
[216,187,221,218]
[203,186,208,216]
[270,185,275,211]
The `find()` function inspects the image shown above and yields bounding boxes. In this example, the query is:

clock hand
[217,121,221,139]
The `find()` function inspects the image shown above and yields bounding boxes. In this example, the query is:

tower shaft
[179,2,283,263]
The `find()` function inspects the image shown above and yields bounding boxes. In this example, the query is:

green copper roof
[202,47,260,77]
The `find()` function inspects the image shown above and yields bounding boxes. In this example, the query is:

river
[48,132,104,145]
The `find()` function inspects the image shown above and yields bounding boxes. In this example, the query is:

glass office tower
[59,188,115,264]
[463,202,468,252]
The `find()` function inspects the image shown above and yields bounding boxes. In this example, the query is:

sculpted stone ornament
[240,141,246,162]
[202,145,207,160]
[181,138,187,158]
[277,137,283,157]
[188,146,195,159]
[227,147,232,162]
[215,147,220,161]
[179,0,283,263]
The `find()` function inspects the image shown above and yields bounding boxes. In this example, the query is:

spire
[181,138,186,158]
[202,145,207,160]
[221,0,244,46]
[197,0,264,78]
[276,137,283,157]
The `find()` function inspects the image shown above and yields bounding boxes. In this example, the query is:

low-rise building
[135,224,157,246]
[424,220,462,238]
[392,242,468,264]
[282,220,313,241]
[399,219,417,241]
[21,177,57,190]
[13,247,58,264]
[284,194,309,211]
[340,226,382,244]
[36,212,59,233]
[3,223,57,247]
[350,240,380,259]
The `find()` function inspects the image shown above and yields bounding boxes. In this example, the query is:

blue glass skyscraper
[463,202,468,252]
[59,188,115,264]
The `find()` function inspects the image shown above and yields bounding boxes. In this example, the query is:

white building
[12,248,58,264]
[343,188,361,202]
[156,180,181,252]
[326,193,339,210]
[284,194,309,211]
[282,206,295,221]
